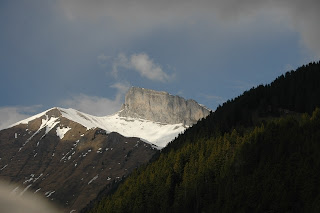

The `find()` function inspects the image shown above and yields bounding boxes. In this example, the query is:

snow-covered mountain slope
[0,88,209,212]
[1,115,157,212]
[11,107,186,148]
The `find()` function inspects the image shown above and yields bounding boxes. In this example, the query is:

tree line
[87,61,320,212]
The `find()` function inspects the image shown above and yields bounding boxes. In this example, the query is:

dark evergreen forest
[87,61,320,213]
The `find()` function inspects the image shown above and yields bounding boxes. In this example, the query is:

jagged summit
[10,107,185,148]
[0,88,210,212]
[9,87,209,147]
[119,87,210,126]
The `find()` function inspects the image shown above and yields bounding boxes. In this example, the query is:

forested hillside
[166,61,320,151]
[87,61,320,212]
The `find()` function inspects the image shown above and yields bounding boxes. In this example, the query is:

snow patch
[10,108,53,127]
[43,116,59,134]
[33,173,43,183]
[60,141,79,162]
[56,126,71,139]
[59,108,186,148]
[19,115,59,152]
[45,190,55,197]
[23,174,35,184]
[34,188,41,193]
[88,174,98,185]
[0,164,8,170]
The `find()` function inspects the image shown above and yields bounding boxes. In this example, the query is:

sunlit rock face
[119,87,210,126]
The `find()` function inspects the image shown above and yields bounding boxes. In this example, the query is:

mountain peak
[119,87,210,126]
[9,87,209,147]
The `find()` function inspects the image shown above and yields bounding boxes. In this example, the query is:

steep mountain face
[0,108,157,212]
[119,87,210,126]
[0,87,210,212]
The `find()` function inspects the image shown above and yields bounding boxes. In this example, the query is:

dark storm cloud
[59,0,320,57]
[214,0,320,57]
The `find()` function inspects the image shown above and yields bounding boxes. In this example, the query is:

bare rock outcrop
[119,87,210,126]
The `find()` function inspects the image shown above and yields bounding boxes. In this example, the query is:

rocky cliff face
[119,87,210,126]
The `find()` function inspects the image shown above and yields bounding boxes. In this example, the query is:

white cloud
[131,53,172,82]
[112,53,174,82]
[60,82,130,116]
[110,82,130,96]
[61,94,121,116]
[0,105,42,130]
[212,0,320,57]
[112,53,131,77]
[0,83,131,130]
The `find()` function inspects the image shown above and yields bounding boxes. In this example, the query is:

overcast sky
[1,0,319,129]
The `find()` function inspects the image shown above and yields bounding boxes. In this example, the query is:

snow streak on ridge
[10,107,186,148]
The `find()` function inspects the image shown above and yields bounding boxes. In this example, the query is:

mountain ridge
[0,86,210,212]
[9,87,210,148]
[9,106,185,149]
